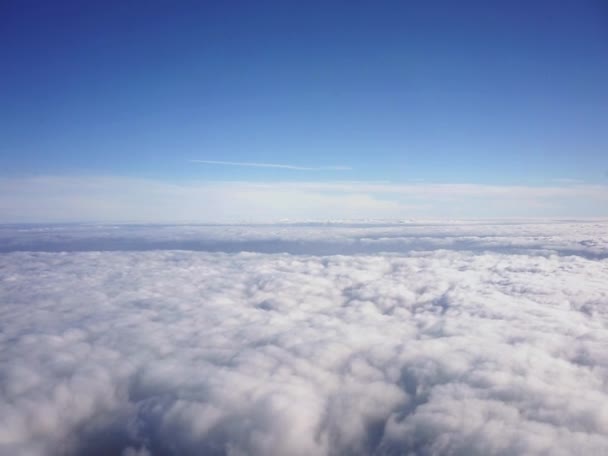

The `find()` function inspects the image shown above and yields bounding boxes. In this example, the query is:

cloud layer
[1,222,607,455]
[1,176,607,222]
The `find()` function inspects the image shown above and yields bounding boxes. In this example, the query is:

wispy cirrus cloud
[191,160,351,171]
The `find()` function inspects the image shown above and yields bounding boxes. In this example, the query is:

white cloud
[0,176,607,222]
[1,222,608,455]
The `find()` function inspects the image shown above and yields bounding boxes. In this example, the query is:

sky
[1,0,607,221]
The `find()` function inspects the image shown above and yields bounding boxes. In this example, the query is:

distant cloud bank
[1,222,608,455]
[0,176,607,222]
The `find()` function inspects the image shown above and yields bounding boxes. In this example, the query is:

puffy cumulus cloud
[1,241,608,455]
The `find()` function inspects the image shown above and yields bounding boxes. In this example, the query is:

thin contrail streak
[191,160,351,171]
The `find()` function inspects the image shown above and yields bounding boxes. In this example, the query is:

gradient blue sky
[1,1,607,221]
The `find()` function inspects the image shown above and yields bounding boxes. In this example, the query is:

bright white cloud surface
[1,221,607,455]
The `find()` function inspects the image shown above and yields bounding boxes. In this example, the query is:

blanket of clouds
[1,221,608,455]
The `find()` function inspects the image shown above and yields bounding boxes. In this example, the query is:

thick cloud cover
[1,222,608,455]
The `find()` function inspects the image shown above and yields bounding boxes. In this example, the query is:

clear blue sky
[1,1,607,221]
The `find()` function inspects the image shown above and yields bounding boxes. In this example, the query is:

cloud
[190,160,352,171]
[1,223,608,455]
[1,176,607,222]
[2,220,607,259]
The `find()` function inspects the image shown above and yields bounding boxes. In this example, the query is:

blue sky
[1,1,607,221]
